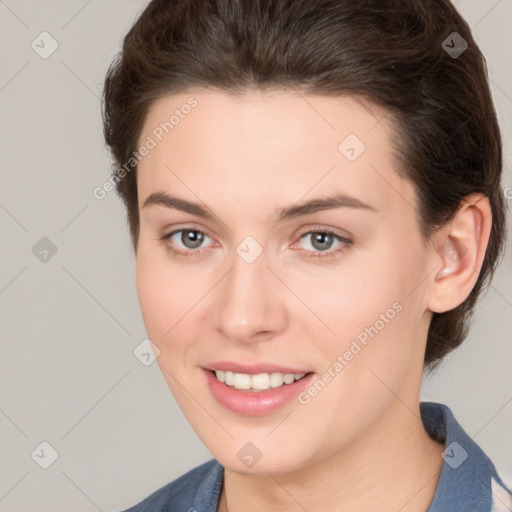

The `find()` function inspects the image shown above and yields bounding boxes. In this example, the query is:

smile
[203,368,316,416]
[214,370,307,391]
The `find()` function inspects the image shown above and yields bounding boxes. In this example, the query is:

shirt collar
[422,401,495,512]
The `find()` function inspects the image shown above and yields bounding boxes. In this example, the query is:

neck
[218,399,444,512]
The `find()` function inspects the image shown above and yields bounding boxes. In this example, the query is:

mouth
[209,369,311,392]
[202,367,316,416]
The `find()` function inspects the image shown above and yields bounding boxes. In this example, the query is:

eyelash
[158,226,353,260]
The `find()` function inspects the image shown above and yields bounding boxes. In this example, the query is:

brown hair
[102,0,507,371]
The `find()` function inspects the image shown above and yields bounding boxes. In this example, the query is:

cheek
[291,253,398,342]
[135,249,211,421]
[135,247,187,343]
[296,241,424,375]
[135,246,211,358]
[135,251,166,338]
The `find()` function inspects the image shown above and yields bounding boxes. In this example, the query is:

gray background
[0,1,511,511]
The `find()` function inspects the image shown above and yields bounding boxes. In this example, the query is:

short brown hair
[102,0,507,371]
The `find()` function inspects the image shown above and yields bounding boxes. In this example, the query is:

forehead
[136,89,413,219]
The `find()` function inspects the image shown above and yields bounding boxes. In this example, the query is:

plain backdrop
[1,1,511,511]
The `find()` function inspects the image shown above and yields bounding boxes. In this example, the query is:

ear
[426,193,492,314]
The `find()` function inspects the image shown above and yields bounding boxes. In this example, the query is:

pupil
[313,232,332,251]
[184,229,203,248]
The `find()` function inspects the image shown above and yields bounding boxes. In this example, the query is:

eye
[294,229,353,259]
[159,227,214,259]
[159,226,353,260]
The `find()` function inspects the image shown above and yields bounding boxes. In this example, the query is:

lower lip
[203,369,315,416]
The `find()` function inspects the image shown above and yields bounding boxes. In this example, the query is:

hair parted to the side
[102,0,507,372]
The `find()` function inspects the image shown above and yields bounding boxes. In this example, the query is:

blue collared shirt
[120,402,512,511]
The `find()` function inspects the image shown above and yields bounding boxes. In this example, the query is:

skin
[134,89,492,512]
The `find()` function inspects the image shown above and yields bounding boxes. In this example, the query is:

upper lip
[203,361,312,375]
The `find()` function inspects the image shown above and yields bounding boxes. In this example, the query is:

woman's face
[135,89,437,473]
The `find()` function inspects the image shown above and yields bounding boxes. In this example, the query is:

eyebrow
[142,191,377,223]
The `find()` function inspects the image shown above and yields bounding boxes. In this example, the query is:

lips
[202,361,311,374]
[204,369,315,416]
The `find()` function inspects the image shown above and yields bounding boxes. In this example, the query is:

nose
[213,245,287,345]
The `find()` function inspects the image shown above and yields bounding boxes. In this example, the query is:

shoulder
[119,458,224,512]
[421,402,512,512]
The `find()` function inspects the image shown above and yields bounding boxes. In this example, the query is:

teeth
[214,370,306,391]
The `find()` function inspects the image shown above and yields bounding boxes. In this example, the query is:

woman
[102,0,511,510]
